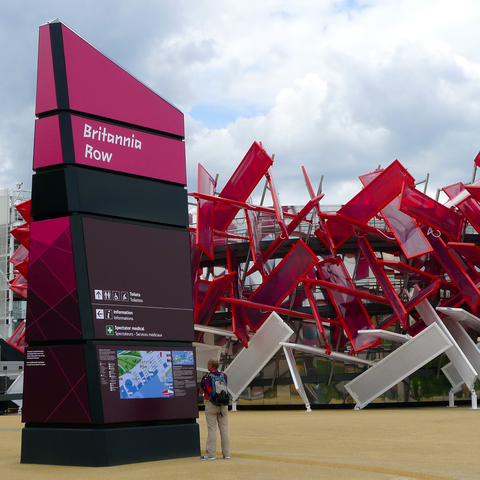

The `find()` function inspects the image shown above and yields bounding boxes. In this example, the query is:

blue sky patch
[190,103,264,129]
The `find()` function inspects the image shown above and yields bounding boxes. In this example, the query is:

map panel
[97,345,198,423]
[172,350,194,366]
[118,350,173,399]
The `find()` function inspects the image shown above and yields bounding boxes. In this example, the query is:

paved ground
[1,406,479,480]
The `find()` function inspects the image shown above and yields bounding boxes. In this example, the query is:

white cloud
[2,0,480,207]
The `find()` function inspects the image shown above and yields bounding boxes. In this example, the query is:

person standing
[199,357,230,460]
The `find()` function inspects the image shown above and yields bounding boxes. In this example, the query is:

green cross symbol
[106,325,114,335]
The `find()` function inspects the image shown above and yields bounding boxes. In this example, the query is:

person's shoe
[223,455,231,459]
[200,455,215,460]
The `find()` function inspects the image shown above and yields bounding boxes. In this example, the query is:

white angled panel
[442,362,464,392]
[442,316,480,376]
[194,325,239,338]
[414,286,478,390]
[194,343,223,373]
[280,342,374,366]
[225,312,293,400]
[437,307,480,332]
[345,323,452,410]
[283,346,311,410]
[357,329,411,344]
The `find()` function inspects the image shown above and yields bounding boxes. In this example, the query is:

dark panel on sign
[22,345,91,423]
[82,218,195,342]
[21,423,200,466]
[31,165,189,227]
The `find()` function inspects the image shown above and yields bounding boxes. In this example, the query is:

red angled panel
[399,184,464,241]
[448,243,480,269]
[301,278,390,304]
[10,223,30,250]
[314,220,337,255]
[245,208,266,277]
[214,142,273,232]
[302,167,336,254]
[15,199,33,224]
[265,166,288,237]
[247,194,324,277]
[377,281,440,330]
[9,274,28,299]
[359,170,432,259]
[262,195,323,264]
[305,284,331,353]
[195,272,235,328]
[196,164,216,260]
[355,255,370,280]
[9,245,29,280]
[443,183,480,235]
[245,240,319,331]
[190,231,201,306]
[465,185,480,203]
[474,151,480,168]
[7,321,26,353]
[357,236,408,329]
[379,259,453,288]
[443,182,463,199]
[327,160,415,248]
[317,258,381,353]
[226,246,249,348]
[301,166,317,200]
[426,228,480,312]
[35,24,57,115]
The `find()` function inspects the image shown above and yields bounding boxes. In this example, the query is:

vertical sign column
[21,20,200,467]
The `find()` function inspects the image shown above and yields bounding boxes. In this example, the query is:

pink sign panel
[36,22,184,137]
[33,114,186,184]
[26,217,81,342]
[35,24,57,116]
[32,115,63,170]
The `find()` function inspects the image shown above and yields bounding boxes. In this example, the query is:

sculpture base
[21,422,200,467]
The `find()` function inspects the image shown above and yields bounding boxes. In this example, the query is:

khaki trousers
[205,400,230,458]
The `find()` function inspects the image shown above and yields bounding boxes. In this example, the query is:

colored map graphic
[118,350,174,399]
[172,350,194,365]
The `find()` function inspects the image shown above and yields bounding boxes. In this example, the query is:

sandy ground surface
[1,406,479,480]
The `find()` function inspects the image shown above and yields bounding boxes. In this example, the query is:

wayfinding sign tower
[21,20,200,466]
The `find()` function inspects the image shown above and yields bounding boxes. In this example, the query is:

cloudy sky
[1,0,480,206]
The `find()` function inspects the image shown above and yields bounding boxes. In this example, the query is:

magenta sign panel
[26,217,81,342]
[36,23,184,138]
[33,114,186,184]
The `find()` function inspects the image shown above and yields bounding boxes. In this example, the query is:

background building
[0,186,30,341]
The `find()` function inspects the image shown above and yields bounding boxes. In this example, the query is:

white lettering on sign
[85,144,113,162]
[84,124,142,149]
